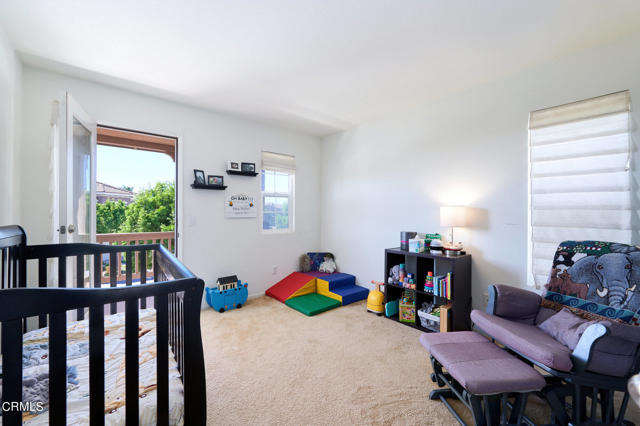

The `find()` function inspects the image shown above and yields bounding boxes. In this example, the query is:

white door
[64,93,97,244]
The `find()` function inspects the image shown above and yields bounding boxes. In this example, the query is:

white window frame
[261,169,295,234]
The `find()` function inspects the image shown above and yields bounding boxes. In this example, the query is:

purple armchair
[471,239,640,424]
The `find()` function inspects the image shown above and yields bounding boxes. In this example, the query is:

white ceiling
[2,1,640,136]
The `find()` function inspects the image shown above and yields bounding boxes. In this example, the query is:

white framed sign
[225,193,257,218]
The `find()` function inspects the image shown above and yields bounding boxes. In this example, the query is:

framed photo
[227,161,240,171]
[208,175,224,186]
[194,169,206,185]
[241,162,256,173]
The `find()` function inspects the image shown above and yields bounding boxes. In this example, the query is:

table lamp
[440,206,466,250]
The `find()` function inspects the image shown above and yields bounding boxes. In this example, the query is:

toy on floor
[205,275,248,313]
[367,281,384,315]
[265,252,368,316]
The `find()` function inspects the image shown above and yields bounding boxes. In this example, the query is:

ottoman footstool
[420,331,546,426]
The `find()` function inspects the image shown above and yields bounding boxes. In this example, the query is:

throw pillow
[537,307,602,350]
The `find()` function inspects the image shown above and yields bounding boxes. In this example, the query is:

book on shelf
[433,273,453,300]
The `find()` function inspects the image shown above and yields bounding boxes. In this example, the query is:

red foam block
[265,272,314,303]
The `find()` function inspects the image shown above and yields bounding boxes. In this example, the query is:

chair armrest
[486,284,542,324]
[571,323,609,373]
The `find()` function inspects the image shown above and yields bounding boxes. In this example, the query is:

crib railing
[0,226,206,426]
[0,225,27,290]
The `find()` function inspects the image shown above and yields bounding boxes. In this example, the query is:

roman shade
[261,151,295,174]
[528,90,632,288]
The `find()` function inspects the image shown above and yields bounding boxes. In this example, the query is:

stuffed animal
[319,255,337,273]
[299,254,312,273]
[389,265,401,283]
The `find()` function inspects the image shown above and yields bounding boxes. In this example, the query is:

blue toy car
[206,276,248,313]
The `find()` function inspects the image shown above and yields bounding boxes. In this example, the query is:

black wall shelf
[191,183,227,190]
[226,170,259,177]
[384,248,471,332]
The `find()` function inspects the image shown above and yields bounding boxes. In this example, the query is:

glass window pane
[264,170,275,193]
[275,213,289,229]
[275,172,289,193]
[263,213,276,230]
[263,196,289,230]
[73,118,92,237]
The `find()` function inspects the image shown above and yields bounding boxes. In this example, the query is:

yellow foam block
[317,279,342,303]
[287,277,317,300]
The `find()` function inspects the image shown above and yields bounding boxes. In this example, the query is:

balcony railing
[96,231,175,284]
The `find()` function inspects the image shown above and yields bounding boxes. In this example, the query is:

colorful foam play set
[265,252,369,316]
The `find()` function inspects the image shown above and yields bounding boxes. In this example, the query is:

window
[528,90,631,288]
[261,151,295,232]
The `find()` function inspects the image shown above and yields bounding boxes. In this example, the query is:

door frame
[95,122,182,257]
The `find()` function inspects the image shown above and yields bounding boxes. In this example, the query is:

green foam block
[285,293,341,316]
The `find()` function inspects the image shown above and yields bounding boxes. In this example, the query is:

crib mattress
[0,308,184,425]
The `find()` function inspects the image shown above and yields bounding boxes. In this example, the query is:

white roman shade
[529,90,632,288]
[261,151,296,174]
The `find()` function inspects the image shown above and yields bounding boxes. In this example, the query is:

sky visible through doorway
[97,145,175,192]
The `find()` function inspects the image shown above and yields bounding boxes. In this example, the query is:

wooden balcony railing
[96,231,175,284]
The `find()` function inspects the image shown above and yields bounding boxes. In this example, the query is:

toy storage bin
[418,308,440,330]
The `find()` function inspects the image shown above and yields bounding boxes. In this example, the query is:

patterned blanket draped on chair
[544,240,640,325]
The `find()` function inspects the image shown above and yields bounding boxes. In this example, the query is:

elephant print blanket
[545,241,640,325]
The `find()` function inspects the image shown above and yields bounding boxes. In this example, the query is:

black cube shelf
[384,248,471,332]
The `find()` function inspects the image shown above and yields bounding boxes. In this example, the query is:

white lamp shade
[440,206,467,227]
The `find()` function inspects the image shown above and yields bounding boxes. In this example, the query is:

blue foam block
[321,273,356,290]
[332,285,369,305]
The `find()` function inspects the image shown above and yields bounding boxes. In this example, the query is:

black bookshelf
[191,183,227,190]
[384,248,471,332]
[226,170,259,177]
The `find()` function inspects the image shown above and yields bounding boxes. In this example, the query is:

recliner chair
[471,240,640,425]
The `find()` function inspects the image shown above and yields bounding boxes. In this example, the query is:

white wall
[20,67,322,301]
[320,32,640,310]
[0,27,21,225]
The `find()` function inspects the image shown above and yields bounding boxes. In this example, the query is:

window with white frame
[261,151,295,232]
[528,90,632,288]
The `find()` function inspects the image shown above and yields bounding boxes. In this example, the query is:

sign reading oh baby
[225,193,257,218]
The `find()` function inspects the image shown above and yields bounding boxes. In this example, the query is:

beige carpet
[201,296,640,425]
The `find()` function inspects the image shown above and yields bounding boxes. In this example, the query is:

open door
[63,93,97,244]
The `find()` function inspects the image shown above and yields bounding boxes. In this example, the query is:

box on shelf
[418,306,441,330]
[399,302,416,323]
[409,238,425,253]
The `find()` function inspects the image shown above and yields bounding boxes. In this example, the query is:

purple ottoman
[421,331,545,425]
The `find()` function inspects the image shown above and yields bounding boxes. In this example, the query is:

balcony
[96,231,175,284]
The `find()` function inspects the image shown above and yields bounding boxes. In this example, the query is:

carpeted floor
[201,296,640,425]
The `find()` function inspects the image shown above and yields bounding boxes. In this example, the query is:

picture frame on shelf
[194,169,206,185]
[227,161,240,171]
[208,175,224,186]
[241,162,255,173]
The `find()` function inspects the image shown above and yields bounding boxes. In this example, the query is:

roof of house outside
[96,182,135,196]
